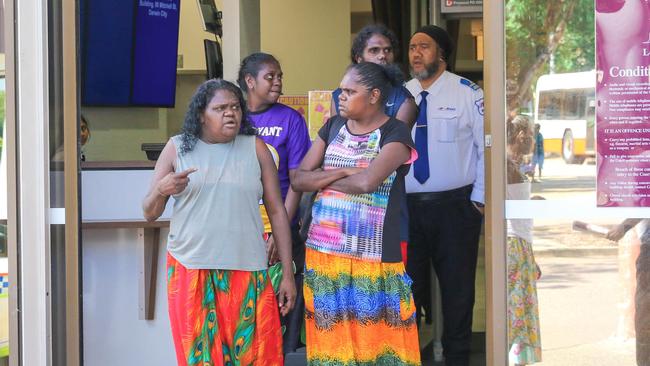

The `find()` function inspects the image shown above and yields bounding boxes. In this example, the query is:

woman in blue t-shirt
[331,24,417,127]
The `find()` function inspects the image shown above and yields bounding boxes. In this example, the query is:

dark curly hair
[345,62,402,105]
[351,24,399,64]
[237,52,280,93]
[179,79,256,154]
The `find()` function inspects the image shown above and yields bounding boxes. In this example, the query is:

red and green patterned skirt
[166,253,283,366]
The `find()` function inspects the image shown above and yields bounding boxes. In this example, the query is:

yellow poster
[307,91,333,140]
[278,95,308,122]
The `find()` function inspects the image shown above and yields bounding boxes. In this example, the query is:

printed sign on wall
[441,0,482,13]
[278,95,308,122]
[308,91,333,140]
[596,0,650,207]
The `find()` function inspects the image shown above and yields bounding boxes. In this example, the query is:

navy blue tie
[413,91,430,184]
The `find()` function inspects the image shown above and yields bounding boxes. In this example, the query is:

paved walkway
[535,255,637,365]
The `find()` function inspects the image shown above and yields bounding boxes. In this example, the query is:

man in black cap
[404,25,485,366]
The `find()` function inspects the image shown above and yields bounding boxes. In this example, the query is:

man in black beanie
[404,25,485,366]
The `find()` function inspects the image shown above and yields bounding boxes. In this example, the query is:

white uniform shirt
[405,71,485,204]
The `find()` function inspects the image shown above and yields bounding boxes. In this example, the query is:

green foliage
[553,0,595,73]
[506,0,595,112]
[505,0,547,79]
[0,224,6,257]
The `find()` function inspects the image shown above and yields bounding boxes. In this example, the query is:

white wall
[260,0,351,95]
[350,0,372,12]
[82,228,175,365]
[177,0,222,71]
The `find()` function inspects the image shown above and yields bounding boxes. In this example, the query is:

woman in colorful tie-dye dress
[293,62,421,365]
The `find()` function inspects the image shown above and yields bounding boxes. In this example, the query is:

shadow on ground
[536,259,617,290]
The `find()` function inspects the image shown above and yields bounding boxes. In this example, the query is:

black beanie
[413,25,454,63]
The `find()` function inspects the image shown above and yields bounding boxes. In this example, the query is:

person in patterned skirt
[506,115,542,365]
[143,79,295,365]
[293,62,420,365]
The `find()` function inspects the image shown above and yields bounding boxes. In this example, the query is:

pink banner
[596,0,650,207]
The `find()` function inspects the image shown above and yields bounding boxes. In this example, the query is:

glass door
[3,0,82,364]
[3,1,17,364]
[499,0,649,364]
[49,0,82,364]
[0,1,10,364]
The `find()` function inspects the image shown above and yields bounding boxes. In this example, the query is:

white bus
[534,71,596,164]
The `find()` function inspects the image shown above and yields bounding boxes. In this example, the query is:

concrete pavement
[535,255,636,365]
[528,158,637,364]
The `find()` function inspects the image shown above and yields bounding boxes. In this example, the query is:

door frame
[62,0,82,364]
[6,0,82,364]
[11,0,51,363]
[483,1,508,365]
[5,0,19,363]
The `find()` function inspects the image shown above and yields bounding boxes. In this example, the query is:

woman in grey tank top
[142,79,295,365]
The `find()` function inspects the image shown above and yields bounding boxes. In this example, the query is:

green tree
[506,0,595,115]
[0,91,5,138]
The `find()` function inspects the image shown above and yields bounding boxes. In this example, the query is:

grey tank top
[167,135,267,270]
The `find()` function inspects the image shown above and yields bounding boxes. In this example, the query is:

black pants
[281,224,306,354]
[407,188,483,366]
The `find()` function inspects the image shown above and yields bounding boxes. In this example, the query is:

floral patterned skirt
[507,236,542,364]
[303,248,420,366]
[166,253,283,366]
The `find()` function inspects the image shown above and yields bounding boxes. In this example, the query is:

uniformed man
[405,25,485,366]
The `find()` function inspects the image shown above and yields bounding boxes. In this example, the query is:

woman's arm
[291,137,358,192]
[142,140,196,222]
[265,170,302,264]
[328,142,410,194]
[283,112,311,221]
[395,97,418,130]
[607,218,643,242]
[285,170,302,222]
[256,138,296,315]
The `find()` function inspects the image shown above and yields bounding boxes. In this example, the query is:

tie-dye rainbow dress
[304,117,420,365]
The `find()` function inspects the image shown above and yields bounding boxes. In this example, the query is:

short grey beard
[410,60,441,81]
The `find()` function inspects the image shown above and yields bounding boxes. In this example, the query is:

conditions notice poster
[596,0,650,207]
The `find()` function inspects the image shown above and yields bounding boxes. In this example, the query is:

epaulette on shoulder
[460,78,480,91]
